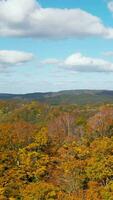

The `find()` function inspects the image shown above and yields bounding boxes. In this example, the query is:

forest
[0,100,113,200]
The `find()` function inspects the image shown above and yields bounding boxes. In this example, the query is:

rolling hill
[0,90,113,105]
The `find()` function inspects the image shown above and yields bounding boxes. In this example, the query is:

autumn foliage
[0,101,113,199]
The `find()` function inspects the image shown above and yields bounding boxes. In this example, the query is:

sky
[1,0,113,93]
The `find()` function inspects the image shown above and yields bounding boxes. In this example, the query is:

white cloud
[64,53,113,72]
[41,53,113,72]
[41,58,60,65]
[0,0,113,39]
[0,50,34,67]
[108,1,113,12]
[102,51,113,56]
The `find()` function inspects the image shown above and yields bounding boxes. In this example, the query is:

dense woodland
[0,100,113,199]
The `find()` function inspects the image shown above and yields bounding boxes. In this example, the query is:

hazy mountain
[0,90,113,105]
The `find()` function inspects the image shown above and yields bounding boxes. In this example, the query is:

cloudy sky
[1,0,113,93]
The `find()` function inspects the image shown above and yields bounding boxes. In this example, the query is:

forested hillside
[0,90,113,105]
[0,100,113,199]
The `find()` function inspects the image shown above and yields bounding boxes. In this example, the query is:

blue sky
[0,0,113,93]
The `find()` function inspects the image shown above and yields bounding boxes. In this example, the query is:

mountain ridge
[0,90,113,105]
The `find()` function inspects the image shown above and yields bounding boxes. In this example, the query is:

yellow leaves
[35,166,47,177]
[19,147,49,167]
[86,136,113,185]
[70,143,90,160]
[17,132,50,185]
[34,127,48,148]
[25,142,39,151]
[99,181,113,200]
[0,164,4,176]
[22,182,58,200]
[0,121,36,151]
[86,155,113,184]
[1,101,113,199]
[90,137,113,154]
[0,187,4,198]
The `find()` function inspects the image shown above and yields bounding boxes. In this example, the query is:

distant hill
[0,90,113,105]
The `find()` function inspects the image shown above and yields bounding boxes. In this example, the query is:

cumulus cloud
[42,53,113,72]
[0,50,34,68]
[64,53,113,72]
[0,0,113,39]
